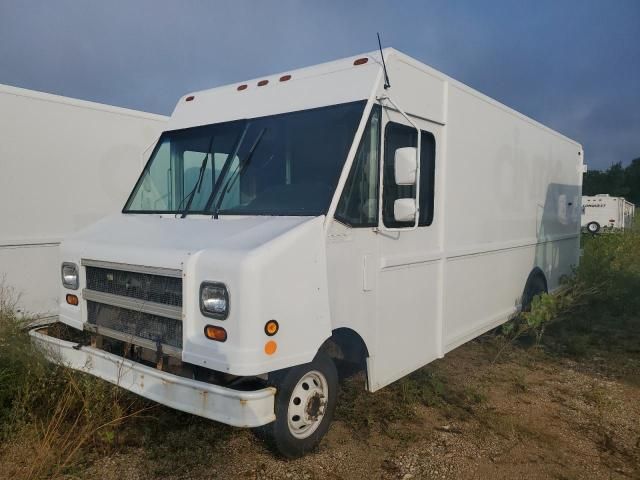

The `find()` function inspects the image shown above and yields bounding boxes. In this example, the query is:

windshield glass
[124,101,366,216]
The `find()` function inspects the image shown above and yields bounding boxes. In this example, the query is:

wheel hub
[305,392,325,420]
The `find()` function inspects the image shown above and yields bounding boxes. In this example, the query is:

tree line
[583,158,640,206]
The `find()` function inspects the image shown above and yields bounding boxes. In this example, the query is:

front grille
[86,266,182,307]
[87,300,183,350]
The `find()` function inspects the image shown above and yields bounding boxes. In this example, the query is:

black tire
[521,273,547,312]
[257,351,338,459]
[586,221,600,234]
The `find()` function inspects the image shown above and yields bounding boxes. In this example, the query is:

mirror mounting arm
[377,94,421,231]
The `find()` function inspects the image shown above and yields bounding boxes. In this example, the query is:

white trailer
[581,194,635,233]
[31,49,583,457]
[0,84,167,316]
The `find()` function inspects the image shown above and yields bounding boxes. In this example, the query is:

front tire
[259,351,338,458]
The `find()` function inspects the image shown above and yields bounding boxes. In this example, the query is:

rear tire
[521,273,547,312]
[257,351,338,459]
[586,221,600,234]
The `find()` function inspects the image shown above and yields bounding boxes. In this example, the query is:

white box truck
[31,49,583,457]
[0,84,167,316]
[581,194,635,233]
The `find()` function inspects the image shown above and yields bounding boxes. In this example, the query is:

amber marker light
[257,79,269,86]
[264,320,279,336]
[204,325,227,342]
[66,294,79,306]
[185,95,195,102]
[264,340,277,355]
[237,84,248,91]
[279,75,291,82]
[353,57,368,65]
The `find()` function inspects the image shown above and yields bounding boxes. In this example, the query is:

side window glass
[335,106,381,227]
[382,123,436,228]
[419,131,436,226]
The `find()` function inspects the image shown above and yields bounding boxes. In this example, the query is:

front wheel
[258,351,338,458]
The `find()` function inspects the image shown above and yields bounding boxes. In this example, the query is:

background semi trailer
[0,84,167,316]
[31,49,583,457]
[581,194,635,233]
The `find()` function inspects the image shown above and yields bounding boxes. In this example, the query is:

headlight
[61,262,79,290]
[200,282,229,319]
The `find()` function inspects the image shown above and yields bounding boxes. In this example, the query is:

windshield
[124,101,366,216]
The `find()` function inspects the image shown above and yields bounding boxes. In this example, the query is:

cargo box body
[0,84,167,316]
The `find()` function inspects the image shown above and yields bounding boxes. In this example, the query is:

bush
[499,228,640,359]
[0,283,58,433]
[0,282,152,478]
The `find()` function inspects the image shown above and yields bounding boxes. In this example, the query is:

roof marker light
[353,57,368,66]
[279,75,291,82]
[185,95,195,102]
[257,80,269,87]
[237,84,248,91]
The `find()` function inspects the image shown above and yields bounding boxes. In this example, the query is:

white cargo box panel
[0,84,167,316]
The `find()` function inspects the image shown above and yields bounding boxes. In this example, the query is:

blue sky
[1,0,638,170]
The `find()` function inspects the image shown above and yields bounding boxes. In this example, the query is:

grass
[0,282,156,479]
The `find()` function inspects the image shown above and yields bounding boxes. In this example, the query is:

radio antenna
[377,32,391,89]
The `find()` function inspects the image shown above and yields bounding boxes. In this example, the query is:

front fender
[182,216,331,376]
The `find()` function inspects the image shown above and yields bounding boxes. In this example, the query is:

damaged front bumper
[29,326,276,428]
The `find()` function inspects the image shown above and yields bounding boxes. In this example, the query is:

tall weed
[0,282,151,478]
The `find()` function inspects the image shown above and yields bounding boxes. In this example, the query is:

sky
[0,0,638,170]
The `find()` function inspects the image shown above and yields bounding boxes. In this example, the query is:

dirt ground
[6,337,633,480]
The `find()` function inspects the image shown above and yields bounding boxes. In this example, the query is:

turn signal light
[264,340,277,355]
[204,325,227,342]
[264,320,279,336]
[66,294,79,306]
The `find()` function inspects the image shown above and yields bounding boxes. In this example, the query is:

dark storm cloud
[0,0,638,169]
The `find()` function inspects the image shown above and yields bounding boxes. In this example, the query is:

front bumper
[29,326,276,428]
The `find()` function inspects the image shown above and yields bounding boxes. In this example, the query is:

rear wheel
[258,351,338,458]
[521,273,547,312]
[586,221,600,234]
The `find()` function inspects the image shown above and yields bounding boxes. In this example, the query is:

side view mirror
[394,147,418,185]
[394,198,416,222]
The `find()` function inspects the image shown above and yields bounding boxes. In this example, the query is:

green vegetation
[543,229,640,368]
[0,283,151,478]
[498,228,640,371]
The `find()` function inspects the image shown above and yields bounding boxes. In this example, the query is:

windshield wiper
[204,122,249,215]
[178,135,214,218]
[212,127,267,219]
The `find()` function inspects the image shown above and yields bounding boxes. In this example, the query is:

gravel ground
[0,341,640,480]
